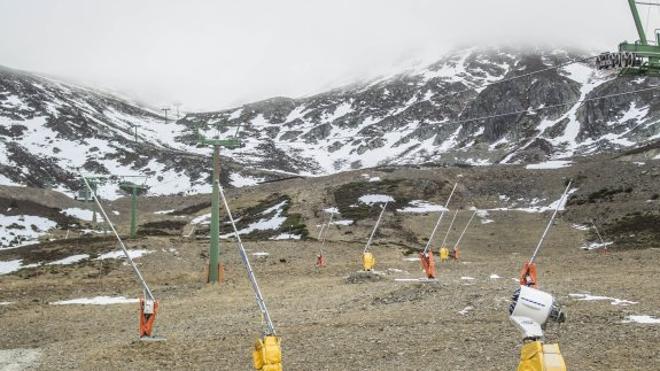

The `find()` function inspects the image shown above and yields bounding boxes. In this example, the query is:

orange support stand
[519,261,538,288]
[315,254,326,268]
[139,298,159,338]
[419,250,436,279]
[206,262,224,284]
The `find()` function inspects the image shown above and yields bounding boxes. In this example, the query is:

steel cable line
[264,84,660,147]
[175,55,603,158]
[226,54,600,133]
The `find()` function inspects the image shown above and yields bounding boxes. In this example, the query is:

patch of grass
[604,212,660,250]
[281,213,308,239]
[571,186,632,205]
[139,220,187,236]
[172,201,212,216]
[333,178,448,221]
[212,194,309,240]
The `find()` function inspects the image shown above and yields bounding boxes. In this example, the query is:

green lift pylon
[78,176,105,231]
[619,0,660,75]
[198,126,242,284]
[119,179,149,239]
[598,0,660,75]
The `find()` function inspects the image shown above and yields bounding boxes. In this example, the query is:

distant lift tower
[78,176,106,231]
[161,108,170,123]
[198,123,242,284]
[119,176,149,239]
[597,0,660,75]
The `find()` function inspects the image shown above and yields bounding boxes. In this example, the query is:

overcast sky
[0,0,656,111]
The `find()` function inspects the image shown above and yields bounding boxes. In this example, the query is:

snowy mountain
[1,47,659,198]
[181,47,659,173]
[0,65,280,199]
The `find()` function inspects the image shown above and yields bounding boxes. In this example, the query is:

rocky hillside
[0,66,281,199]
[182,47,660,173]
[1,47,659,198]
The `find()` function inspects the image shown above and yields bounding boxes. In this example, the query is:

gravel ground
[1,158,659,370]
[1,208,659,370]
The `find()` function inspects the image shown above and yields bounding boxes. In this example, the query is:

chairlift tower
[161,108,170,123]
[119,177,149,239]
[198,127,242,284]
[78,176,105,230]
[597,0,660,75]
[129,124,139,143]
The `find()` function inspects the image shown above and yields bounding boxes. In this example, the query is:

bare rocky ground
[1,157,659,370]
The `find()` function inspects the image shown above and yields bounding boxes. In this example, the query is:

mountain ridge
[1,47,659,199]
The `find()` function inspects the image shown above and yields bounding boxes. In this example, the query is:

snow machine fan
[509,285,565,341]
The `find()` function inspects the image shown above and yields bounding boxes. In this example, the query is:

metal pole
[452,210,478,251]
[317,219,327,240]
[591,219,605,244]
[218,184,276,336]
[628,0,648,44]
[423,182,459,254]
[529,181,573,264]
[440,209,459,249]
[363,202,388,254]
[319,211,334,256]
[80,174,155,301]
[209,145,220,283]
[130,186,138,239]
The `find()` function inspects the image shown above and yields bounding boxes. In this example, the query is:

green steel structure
[79,174,148,237]
[619,0,660,75]
[198,129,241,284]
[119,178,149,239]
[78,176,105,230]
[599,0,660,75]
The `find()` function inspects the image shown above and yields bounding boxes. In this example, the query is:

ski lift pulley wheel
[77,189,93,202]
[119,181,149,195]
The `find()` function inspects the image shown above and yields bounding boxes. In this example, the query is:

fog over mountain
[0,0,646,110]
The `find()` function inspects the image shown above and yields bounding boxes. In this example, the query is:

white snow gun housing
[509,286,565,341]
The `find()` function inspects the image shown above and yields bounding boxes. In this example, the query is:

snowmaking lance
[591,218,609,254]
[509,181,573,371]
[218,184,282,371]
[448,209,478,262]
[316,210,335,268]
[419,182,458,279]
[361,201,388,271]
[80,174,163,341]
[438,209,459,263]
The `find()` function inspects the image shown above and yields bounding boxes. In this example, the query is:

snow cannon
[509,286,565,340]
[509,286,566,371]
